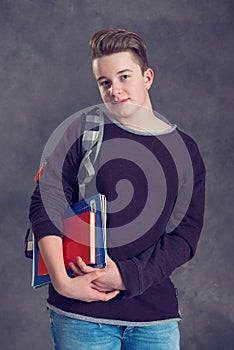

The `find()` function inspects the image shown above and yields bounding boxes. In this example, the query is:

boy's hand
[69,256,126,292]
[37,236,119,302]
[58,270,120,302]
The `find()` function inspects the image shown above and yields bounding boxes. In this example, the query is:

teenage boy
[29,29,206,350]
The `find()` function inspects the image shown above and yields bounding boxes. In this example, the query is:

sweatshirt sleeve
[116,136,206,299]
[29,118,82,244]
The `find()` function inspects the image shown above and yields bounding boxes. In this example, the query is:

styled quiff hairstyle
[89,29,149,74]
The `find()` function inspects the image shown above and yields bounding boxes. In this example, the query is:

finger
[90,282,113,293]
[68,262,84,276]
[76,256,98,273]
[86,270,106,283]
[91,280,107,289]
[106,255,112,263]
[102,290,120,301]
[87,289,119,302]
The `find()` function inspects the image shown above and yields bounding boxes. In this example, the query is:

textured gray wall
[1,1,233,349]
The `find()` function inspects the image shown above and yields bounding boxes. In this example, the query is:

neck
[110,98,156,132]
[107,103,172,134]
[117,107,156,132]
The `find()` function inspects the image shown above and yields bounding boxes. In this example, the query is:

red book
[38,211,96,276]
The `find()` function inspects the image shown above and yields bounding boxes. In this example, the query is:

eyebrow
[97,69,133,82]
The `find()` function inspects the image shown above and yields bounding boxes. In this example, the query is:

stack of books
[31,193,107,288]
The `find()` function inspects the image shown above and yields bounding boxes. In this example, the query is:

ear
[144,68,154,90]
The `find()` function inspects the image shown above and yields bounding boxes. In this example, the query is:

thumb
[87,270,105,282]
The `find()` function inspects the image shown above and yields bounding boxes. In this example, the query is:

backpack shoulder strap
[78,107,104,200]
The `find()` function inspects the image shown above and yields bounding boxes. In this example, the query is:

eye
[121,74,130,80]
[100,80,111,87]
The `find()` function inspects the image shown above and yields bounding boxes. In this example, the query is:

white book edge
[90,212,96,264]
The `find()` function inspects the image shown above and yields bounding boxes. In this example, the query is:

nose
[109,81,122,96]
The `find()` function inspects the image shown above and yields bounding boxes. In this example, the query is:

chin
[106,102,139,119]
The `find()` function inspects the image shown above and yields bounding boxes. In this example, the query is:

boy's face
[92,51,154,119]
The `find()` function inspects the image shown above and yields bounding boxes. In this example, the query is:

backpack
[24,107,104,259]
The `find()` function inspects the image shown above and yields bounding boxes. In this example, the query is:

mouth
[111,98,129,105]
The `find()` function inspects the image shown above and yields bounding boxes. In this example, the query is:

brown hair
[89,29,149,74]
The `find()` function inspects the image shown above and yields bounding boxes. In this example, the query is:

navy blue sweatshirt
[29,114,205,324]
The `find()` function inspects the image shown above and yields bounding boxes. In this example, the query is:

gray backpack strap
[78,108,104,201]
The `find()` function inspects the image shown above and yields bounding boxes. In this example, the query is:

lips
[112,98,129,104]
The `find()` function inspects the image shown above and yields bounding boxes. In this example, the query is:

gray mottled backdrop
[1,1,233,349]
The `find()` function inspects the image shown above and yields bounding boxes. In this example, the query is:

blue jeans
[49,310,180,350]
